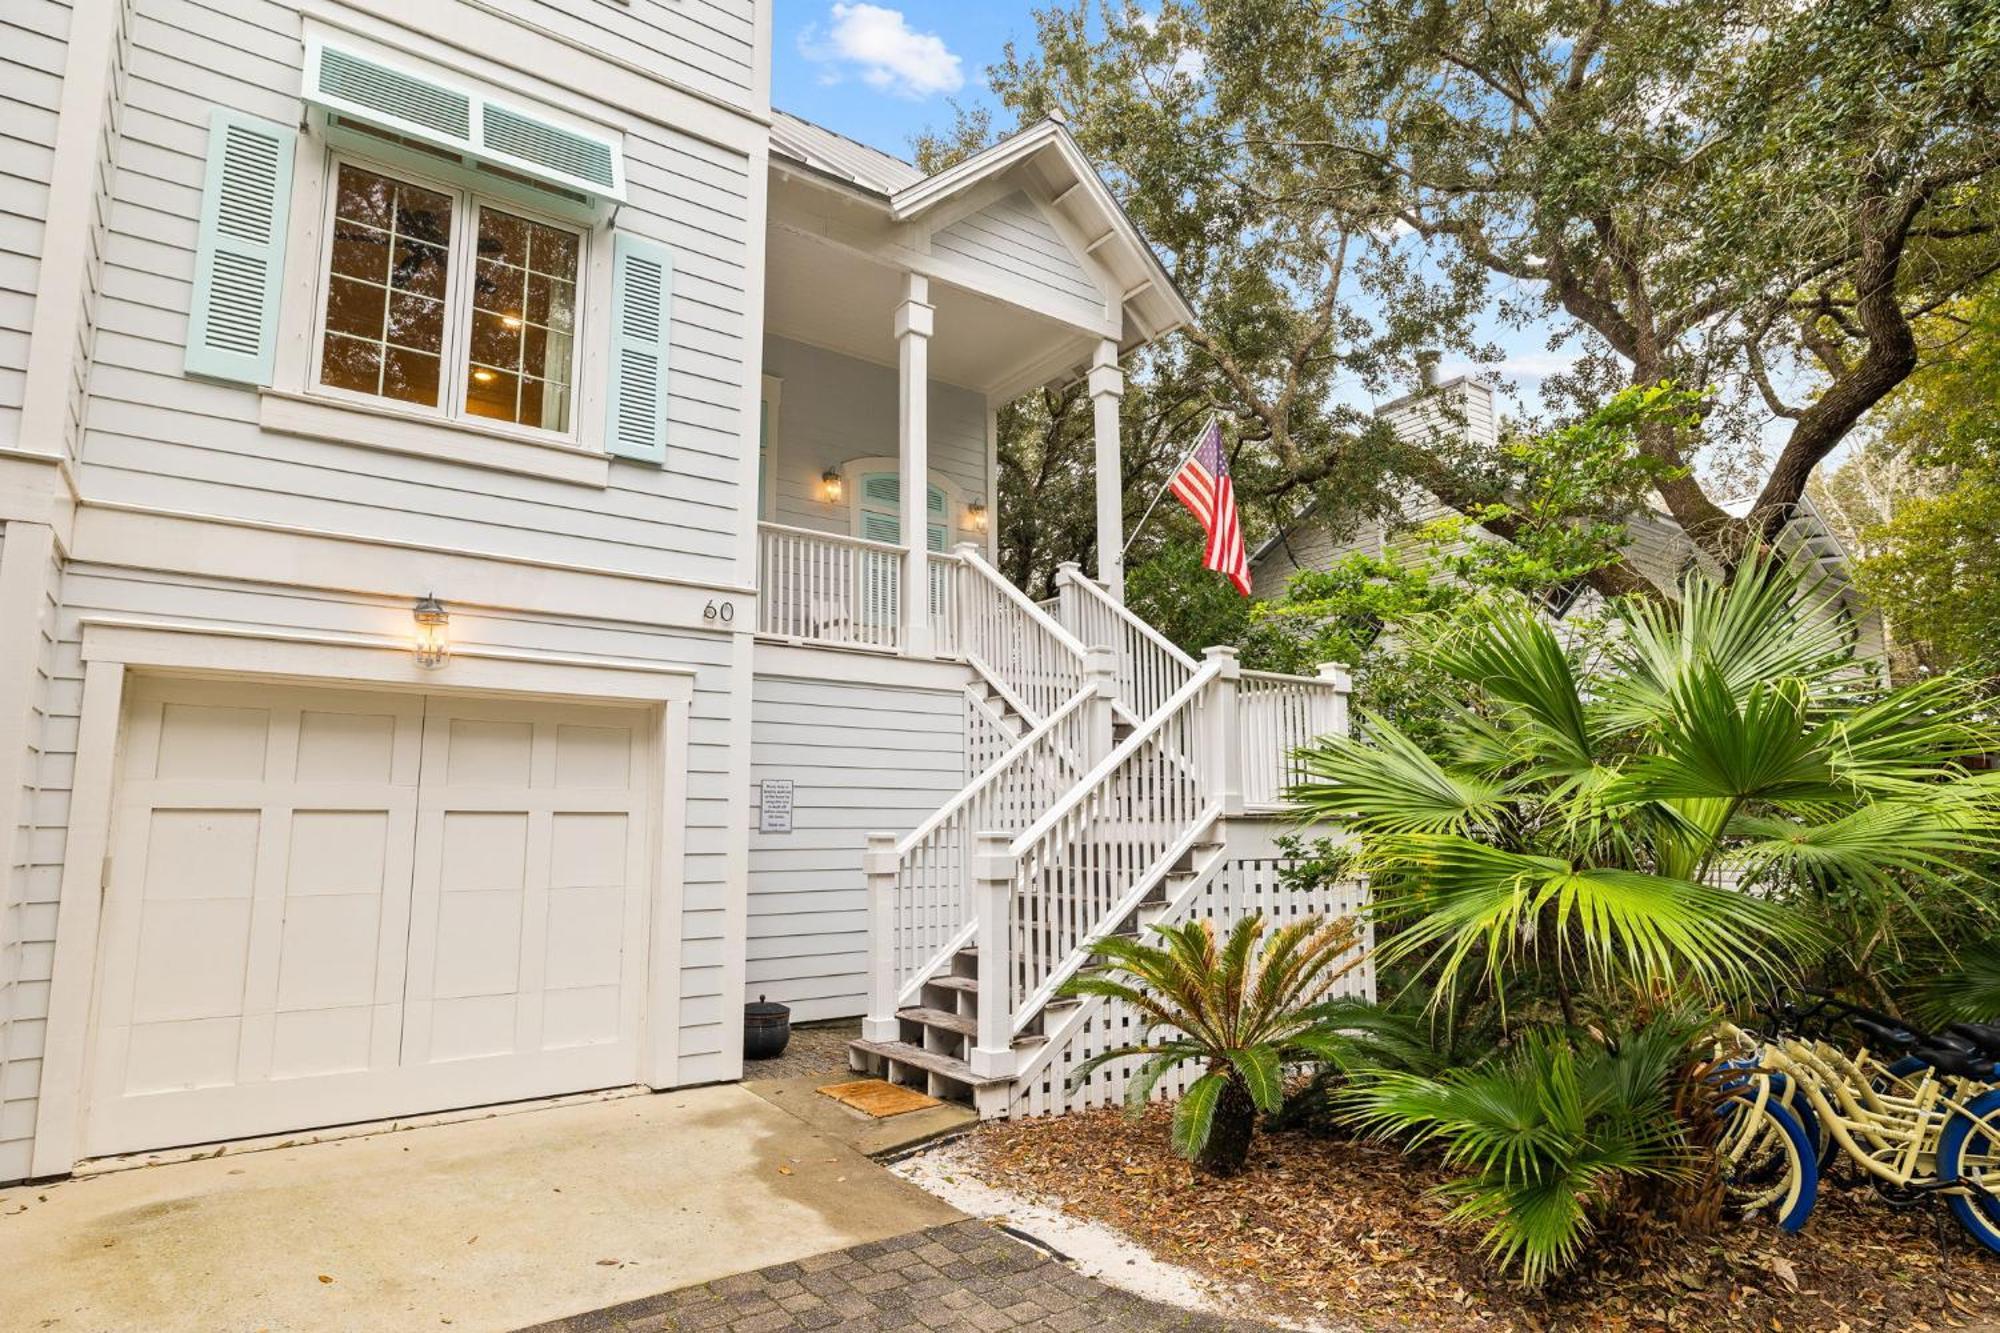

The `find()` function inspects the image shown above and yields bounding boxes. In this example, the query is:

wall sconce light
[412,594,450,668]
[967,499,988,533]
[821,468,844,503]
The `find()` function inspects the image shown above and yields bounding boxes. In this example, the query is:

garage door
[82,677,655,1157]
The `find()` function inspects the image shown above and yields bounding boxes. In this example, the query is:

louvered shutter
[184,110,295,385]
[604,233,673,464]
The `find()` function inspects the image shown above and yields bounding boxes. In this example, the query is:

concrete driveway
[0,1084,963,1332]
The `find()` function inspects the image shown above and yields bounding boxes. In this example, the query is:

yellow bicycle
[1712,993,2000,1254]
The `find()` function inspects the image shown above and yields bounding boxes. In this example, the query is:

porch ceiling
[766,224,1096,399]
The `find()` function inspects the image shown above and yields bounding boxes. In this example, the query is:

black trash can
[744,995,791,1059]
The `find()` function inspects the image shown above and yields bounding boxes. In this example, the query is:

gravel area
[742,1018,860,1083]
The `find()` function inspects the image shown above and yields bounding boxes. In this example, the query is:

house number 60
[704,599,736,623]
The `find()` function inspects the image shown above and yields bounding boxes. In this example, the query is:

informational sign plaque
[759,779,794,834]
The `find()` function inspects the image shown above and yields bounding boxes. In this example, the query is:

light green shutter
[605,233,673,464]
[184,109,295,385]
[858,473,948,548]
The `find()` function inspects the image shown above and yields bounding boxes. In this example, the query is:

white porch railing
[864,683,1107,1030]
[950,545,1092,724]
[1239,666,1350,808]
[997,657,1227,1037]
[758,523,902,652]
[1051,562,1198,719]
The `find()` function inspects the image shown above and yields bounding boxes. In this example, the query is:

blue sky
[769,3,1591,426]
[773,2,1014,160]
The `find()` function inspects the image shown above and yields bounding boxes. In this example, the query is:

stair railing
[975,650,1242,1065]
[1239,664,1352,808]
[863,654,1119,1040]
[1052,562,1198,720]
[949,544,1091,724]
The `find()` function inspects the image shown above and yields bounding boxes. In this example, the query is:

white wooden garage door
[82,677,655,1157]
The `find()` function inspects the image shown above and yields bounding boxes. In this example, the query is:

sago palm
[1062,913,1365,1175]
[1291,553,1999,1015]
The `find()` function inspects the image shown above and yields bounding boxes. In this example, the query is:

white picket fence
[1007,858,1372,1118]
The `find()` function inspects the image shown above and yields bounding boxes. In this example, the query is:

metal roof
[770,110,924,196]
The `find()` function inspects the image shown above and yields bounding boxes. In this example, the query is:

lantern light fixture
[821,467,844,503]
[967,499,988,533]
[412,593,450,668]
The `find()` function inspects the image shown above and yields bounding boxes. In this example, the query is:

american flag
[1168,419,1251,595]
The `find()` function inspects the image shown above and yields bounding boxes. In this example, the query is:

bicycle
[1709,991,2000,1255]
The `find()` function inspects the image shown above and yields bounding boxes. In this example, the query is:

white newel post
[1317,661,1353,738]
[1082,644,1118,766]
[970,831,1016,1078]
[862,831,900,1041]
[1089,339,1125,601]
[897,272,935,657]
[1203,645,1244,817]
[1054,561,1084,638]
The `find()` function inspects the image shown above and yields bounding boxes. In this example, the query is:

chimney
[1416,350,1440,389]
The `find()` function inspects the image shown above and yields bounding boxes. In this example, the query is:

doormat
[816,1078,941,1118]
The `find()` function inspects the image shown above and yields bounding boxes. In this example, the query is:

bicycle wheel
[1936,1088,2000,1257]
[1717,1089,1820,1233]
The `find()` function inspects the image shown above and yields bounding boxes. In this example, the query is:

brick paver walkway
[518,1219,1275,1332]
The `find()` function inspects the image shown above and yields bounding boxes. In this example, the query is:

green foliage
[1062,914,1366,1175]
[1838,285,2000,680]
[1912,939,2000,1029]
[1295,555,2000,1015]
[1344,1022,1699,1287]
[1126,540,1253,658]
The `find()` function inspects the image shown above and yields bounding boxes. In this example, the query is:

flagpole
[1122,411,1216,556]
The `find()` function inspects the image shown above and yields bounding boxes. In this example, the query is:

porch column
[897,272,935,656]
[1089,338,1125,600]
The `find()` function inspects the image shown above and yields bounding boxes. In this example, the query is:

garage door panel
[445,717,534,787]
[153,702,270,780]
[132,896,254,1022]
[294,708,401,783]
[85,680,654,1159]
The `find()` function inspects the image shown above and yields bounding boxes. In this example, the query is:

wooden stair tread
[899,1005,976,1035]
[926,974,978,992]
[850,1039,1007,1086]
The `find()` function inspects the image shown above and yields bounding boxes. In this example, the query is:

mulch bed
[967,1104,2000,1331]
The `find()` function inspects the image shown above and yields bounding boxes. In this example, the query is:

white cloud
[799,4,963,100]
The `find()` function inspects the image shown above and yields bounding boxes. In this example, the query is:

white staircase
[848,550,1354,1117]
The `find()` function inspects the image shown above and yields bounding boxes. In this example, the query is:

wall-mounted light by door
[413,594,450,668]
[821,468,844,503]
[967,499,988,533]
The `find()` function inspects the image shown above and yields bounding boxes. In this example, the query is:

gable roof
[768,111,1197,343]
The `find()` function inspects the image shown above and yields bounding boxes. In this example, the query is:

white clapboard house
[0,0,1367,1181]
[1251,375,1886,661]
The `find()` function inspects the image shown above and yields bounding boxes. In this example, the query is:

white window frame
[307,152,590,447]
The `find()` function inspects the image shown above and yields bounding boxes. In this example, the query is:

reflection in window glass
[319,163,452,407]
[464,206,579,431]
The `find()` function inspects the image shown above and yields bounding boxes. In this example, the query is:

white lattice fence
[1007,858,1371,1117]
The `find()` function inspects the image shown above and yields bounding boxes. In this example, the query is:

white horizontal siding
[0,534,64,1185]
[0,0,71,449]
[84,0,754,587]
[475,0,757,114]
[931,191,1101,309]
[762,335,988,541]
[747,672,968,1022]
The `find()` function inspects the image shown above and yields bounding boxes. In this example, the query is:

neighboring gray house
[0,1,1363,1180]
[1250,377,1887,662]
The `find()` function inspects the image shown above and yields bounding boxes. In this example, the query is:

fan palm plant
[1292,553,1999,1016]
[1344,1020,1700,1286]
[1292,553,1999,1281]
[1061,913,1365,1175]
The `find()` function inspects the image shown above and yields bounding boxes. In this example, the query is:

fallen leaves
[964,1105,2000,1332]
